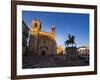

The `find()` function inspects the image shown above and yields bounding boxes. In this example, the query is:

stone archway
[41,50,46,56]
[39,46,48,56]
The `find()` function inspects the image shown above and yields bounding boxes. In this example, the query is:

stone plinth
[65,47,79,61]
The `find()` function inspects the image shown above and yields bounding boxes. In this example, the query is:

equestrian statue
[64,34,76,47]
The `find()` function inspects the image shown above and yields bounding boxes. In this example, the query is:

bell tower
[51,25,56,34]
[30,19,41,35]
[51,25,56,39]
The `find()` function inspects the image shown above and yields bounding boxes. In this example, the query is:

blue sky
[22,11,89,48]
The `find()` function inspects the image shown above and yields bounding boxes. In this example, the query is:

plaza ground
[22,54,89,69]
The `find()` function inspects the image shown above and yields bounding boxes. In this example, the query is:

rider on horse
[65,34,76,47]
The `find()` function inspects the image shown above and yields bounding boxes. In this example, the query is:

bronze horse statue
[65,34,76,47]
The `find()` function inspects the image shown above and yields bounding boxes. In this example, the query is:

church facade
[28,19,57,56]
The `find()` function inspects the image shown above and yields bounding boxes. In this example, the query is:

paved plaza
[22,54,89,69]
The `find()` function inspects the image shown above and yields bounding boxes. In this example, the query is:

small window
[34,23,38,27]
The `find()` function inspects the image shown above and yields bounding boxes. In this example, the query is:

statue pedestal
[65,47,79,61]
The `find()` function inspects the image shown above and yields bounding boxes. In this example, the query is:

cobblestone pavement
[22,55,89,69]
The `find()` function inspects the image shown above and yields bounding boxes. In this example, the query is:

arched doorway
[39,46,48,56]
[41,50,46,56]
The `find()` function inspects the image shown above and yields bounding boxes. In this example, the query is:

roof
[39,31,55,39]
